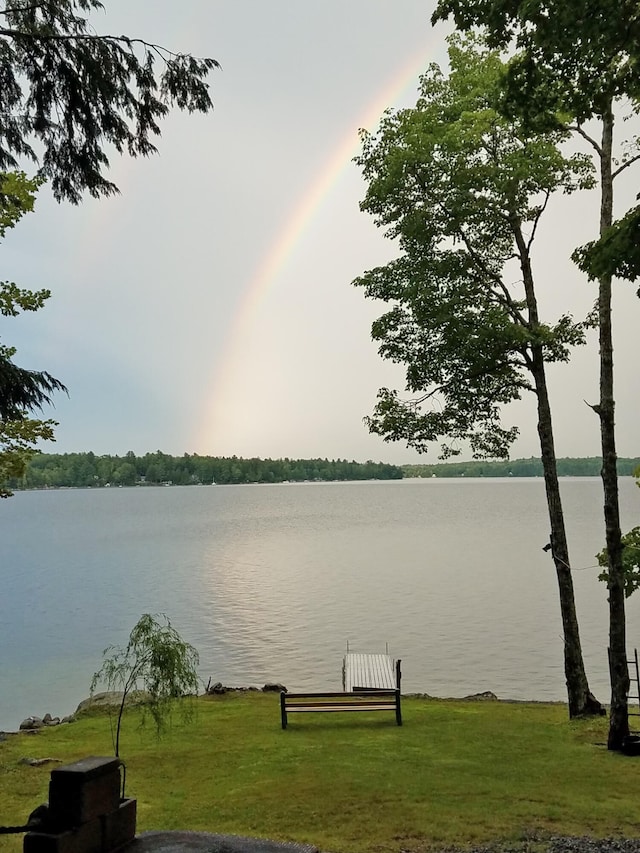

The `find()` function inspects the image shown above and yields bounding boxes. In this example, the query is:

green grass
[1,694,638,853]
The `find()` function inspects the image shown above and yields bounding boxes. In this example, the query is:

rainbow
[197,39,441,453]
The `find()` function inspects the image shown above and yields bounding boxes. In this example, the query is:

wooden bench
[280,689,402,729]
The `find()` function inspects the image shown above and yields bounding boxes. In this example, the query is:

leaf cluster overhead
[0,0,219,202]
[432,0,640,122]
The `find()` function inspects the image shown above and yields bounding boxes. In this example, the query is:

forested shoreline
[403,457,640,479]
[4,452,639,491]
[10,451,404,489]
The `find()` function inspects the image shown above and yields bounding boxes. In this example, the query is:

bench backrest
[280,689,402,728]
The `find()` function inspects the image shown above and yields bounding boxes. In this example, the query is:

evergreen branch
[0,4,49,16]
[0,26,220,69]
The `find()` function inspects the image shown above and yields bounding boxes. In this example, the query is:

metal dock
[343,650,401,692]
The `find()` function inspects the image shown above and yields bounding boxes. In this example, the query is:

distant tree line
[7,451,404,489]
[6,453,639,492]
[403,458,640,479]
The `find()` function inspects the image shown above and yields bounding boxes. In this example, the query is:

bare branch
[612,152,640,179]
[0,3,48,15]
[584,399,602,415]
[568,124,602,155]
[0,26,220,67]
[527,189,551,251]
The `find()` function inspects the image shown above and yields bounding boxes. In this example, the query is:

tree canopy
[432,0,640,285]
[354,35,592,460]
[3,450,404,491]
[432,0,640,121]
[0,1,219,202]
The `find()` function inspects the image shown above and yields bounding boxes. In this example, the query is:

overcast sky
[3,1,639,464]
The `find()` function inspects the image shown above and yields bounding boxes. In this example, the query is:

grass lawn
[1,693,638,853]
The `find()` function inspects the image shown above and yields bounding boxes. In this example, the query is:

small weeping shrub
[90,613,200,757]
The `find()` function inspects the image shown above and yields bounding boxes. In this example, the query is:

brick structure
[24,757,136,853]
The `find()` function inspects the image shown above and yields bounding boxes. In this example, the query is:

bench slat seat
[289,701,397,708]
[280,689,402,728]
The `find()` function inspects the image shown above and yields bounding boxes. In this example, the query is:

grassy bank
[1,694,638,853]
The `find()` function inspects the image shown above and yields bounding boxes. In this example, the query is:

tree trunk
[598,106,629,750]
[512,216,603,717]
[532,349,602,716]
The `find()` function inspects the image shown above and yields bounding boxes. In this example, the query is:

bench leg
[395,691,402,726]
[280,692,288,729]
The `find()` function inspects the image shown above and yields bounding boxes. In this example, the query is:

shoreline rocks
[205,682,288,695]
[75,690,151,713]
[19,713,75,732]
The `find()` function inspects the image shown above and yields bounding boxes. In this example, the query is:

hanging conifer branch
[0,1,219,202]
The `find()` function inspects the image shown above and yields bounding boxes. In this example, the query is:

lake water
[1,477,640,731]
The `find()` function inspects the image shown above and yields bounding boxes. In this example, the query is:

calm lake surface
[2,478,640,731]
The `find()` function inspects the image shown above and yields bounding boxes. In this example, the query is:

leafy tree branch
[0,171,66,496]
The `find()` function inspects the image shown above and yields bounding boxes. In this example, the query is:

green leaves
[0,171,66,498]
[573,205,640,285]
[433,0,640,123]
[0,282,51,317]
[0,417,57,498]
[0,171,44,236]
[598,527,640,599]
[354,35,589,459]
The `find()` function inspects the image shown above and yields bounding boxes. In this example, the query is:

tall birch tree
[433,0,640,752]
